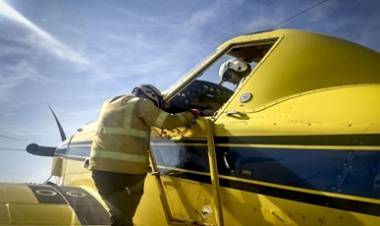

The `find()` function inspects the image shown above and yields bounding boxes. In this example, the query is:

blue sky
[0,0,379,182]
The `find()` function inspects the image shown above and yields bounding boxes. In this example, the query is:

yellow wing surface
[0,183,110,225]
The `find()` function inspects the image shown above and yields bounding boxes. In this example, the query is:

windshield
[163,39,276,114]
[164,47,228,101]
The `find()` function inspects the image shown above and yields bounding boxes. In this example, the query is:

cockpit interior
[164,39,277,114]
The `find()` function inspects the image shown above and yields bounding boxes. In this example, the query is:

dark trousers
[92,170,146,226]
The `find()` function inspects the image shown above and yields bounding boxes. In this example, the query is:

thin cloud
[0,0,89,65]
[0,60,49,103]
[184,0,243,34]
[93,0,246,87]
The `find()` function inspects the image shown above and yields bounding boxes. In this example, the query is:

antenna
[0,134,21,142]
[0,148,24,152]
[272,0,331,28]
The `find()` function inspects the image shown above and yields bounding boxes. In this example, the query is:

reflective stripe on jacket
[90,95,194,174]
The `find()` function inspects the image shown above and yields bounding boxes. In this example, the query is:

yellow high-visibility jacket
[89,95,194,174]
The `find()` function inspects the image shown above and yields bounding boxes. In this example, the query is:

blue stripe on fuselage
[63,139,380,202]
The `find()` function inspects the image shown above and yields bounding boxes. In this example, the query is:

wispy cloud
[0,59,50,103]
[0,0,89,65]
[183,0,244,35]
[0,0,113,83]
[88,0,247,89]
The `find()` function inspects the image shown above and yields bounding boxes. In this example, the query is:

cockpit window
[164,38,277,114]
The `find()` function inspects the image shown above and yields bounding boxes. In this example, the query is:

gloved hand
[189,109,205,117]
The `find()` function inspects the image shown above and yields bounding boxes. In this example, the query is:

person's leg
[92,171,146,226]
[108,173,146,226]
[92,170,120,197]
[92,170,127,225]
[123,173,147,222]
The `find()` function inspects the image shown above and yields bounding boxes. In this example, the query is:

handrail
[197,118,224,226]
[148,147,173,225]
[148,117,224,226]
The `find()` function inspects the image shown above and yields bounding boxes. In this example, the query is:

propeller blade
[48,104,66,141]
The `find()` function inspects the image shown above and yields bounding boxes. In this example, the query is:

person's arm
[138,98,195,130]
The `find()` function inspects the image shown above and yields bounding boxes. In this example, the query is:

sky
[0,0,379,183]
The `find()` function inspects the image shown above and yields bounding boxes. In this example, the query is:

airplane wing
[0,183,110,225]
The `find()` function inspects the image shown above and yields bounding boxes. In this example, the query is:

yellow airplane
[1,29,379,226]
